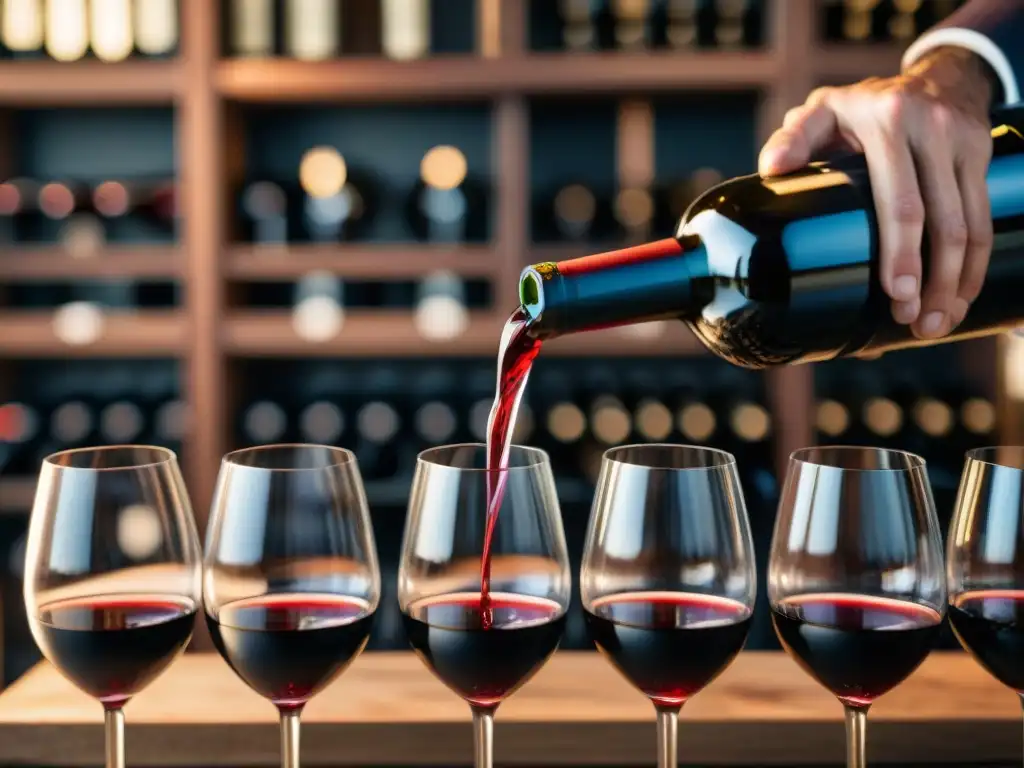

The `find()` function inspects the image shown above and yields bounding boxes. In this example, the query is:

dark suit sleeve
[902,0,1023,105]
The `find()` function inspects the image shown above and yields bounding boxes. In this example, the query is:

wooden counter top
[0,651,1017,766]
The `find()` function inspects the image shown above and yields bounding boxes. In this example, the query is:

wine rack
[0,0,1001,669]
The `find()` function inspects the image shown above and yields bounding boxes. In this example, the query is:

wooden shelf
[814,44,907,83]
[0,477,33,513]
[0,246,180,280]
[217,51,778,103]
[0,60,181,105]
[225,244,497,281]
[224,309,504,357]
[0,310,184,357]
[0,652,1017,766]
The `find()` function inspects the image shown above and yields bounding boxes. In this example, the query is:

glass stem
[104,707,125,768]
[280,709,301,768]
[844,705,868,768]
[656,706,680,768]
[471,706,495,768]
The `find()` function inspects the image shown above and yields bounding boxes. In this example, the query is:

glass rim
[416,442,550,472]
[42,444,178,472]
[789,444,926,472]
[221,443,356,471]
[602,443,737,470]
[964,445,1024,471]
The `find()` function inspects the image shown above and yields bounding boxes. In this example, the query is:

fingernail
[892,275,918,301]
[758,145,787,175]
[920,311,946,337]
[893,300,918,324]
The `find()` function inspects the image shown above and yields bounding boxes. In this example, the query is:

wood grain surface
[0,651,1017,766]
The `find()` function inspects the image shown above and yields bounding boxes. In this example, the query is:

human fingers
[758,101,839,176]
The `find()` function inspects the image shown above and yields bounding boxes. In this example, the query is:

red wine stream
[482,307,542,627]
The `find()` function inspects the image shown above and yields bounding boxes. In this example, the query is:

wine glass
[24,445,202,768]
[947,446,1024,764]
[769,446,945,768]
[581,444,756,768]
[399,443,570,768]
[204,444,380,768]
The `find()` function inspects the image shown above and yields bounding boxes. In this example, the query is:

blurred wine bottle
[713,0,748,48]
[411,367,458,449]
[414,270,468,342]
[284,0,339,60]
[613,186,654,244]
[655,167,722,235]
[134,0,178,57]
[291,270,345,343]
[665,0,699,48]
[381,0,430,61]
[153,398,188,450]
[241,399,288,445]
[960,395,996,439]
[409,144,470,242]
[298,400,346,446]
[90,0,133,62]
[241,180,288,244]
[44,0,88,61]
[230,0,275,57]
[552,183,597,242]
[94,179,176,239]
[3,0,44,57]
[560,0,599,51]
[0,402,40,475]
[842,0,877,42]
[889,0,922,41]
[298,146,368,242]
[355,398,402,481]
[815,397,851,441]
[611,0,651,49]
[99,399,146,445]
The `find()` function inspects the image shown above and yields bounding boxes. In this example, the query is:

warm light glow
[614,187,654,228]
[730,402,771,442]
[591,396,631,445]
[134,0,178,56]
[299,147,347,199]
[961,398,996,435]
[612,0,649,21]
[94,181,130,217]
[679,402,715,441]
[89,0,133,62]
[815,399,850,437]
[117,503,164,561]
[39,183,75,220]
[547,402,586,444]
[862,397,903,437]
[554,183,596,225]
[636,399,672,441]
[912,398,953,438]
[60,214,106,259]
[3,0,44,51]
[45,0,89,62]
[420,145,467,191]
[52,301,104,346]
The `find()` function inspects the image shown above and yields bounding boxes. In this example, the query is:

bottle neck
[519,235,710,339]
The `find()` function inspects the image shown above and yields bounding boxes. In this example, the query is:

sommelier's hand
[759,47,996,340]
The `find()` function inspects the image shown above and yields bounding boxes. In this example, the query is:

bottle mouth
[518,266,545,321]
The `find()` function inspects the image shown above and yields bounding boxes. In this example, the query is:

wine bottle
[230,0,275,57]
[888,0,921,42]
[241,400,288,444]
[242,180,288,244]
[3,0,44,56]
[665,0,699,48]
[613,186,654,243]
[99,400,146,444]
[299,146,368,242]
[284,0,339,60]
[553,183,597,241]
[560,0,598,51]
[712,0,747,48]
[409,144,470,243]
[298,400,345,446]
[611,0,650,50]
[0,181,23,244]
[815,397,851,439]
[381,0,430,61]
[89,0,133,62]
[44,0,88,62]
[134,0,178,57]
[842,0,877,42]
[517,108,1024,370]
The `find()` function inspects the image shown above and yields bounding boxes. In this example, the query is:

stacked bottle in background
[0,0,179,61]
[821,0,967,44]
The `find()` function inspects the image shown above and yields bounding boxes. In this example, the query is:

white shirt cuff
[902,27,1021,105]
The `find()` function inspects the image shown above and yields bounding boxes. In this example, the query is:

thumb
[759,103,839,176]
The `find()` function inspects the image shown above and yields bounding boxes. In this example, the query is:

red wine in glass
[949,589,1024,692]
[31,594,197,709]
[402,591,565,709]
[482,307,542,624]
[584,591,752,709]
[772,593,943,707]
[206,593,375,711]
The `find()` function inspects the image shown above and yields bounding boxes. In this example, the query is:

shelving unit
[0,0,949,527]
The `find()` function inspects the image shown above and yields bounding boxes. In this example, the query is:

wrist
[906,45,998,118]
